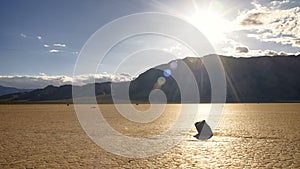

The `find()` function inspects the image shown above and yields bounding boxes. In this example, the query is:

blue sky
[0,0,153,76]
[0,0,299,88]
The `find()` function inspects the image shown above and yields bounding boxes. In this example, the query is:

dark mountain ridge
[1,55,300,103]
[0,86,33,96]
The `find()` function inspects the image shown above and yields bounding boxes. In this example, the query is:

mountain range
[0,54,299,103]
[0,86,33,97]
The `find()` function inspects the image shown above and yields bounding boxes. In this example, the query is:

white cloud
[221,45,297,57]
[72,73,134,86]
[20,33,27,38]
[270,0,290,8]
[0,73,134,89]
[43,44,50,48]
[37,36,42,40]
[0,75,72,89]
[53,43,66,47]
[235,0,300,48]
[49,49,62,53]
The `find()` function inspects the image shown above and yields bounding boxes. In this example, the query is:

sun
[186,9,230,43]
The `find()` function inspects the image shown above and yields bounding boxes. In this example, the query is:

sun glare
[187,9,230,43]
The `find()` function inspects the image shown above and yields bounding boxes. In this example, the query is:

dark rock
[193,120,213,140]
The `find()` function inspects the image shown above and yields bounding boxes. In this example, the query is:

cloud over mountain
[0,73,134,89]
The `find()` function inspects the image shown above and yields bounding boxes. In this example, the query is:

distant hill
[0,86,33,96]
[0,55,300,103]
[0,82,111,103]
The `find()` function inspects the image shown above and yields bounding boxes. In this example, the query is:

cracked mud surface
[0,104,299,168]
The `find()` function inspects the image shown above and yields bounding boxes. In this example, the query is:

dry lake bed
[0,104,299,168]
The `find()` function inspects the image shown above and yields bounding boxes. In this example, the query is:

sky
[0,0,299,88]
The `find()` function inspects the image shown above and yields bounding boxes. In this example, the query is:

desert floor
[0,104,299,168]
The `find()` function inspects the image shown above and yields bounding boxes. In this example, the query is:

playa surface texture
[0,104,299,168]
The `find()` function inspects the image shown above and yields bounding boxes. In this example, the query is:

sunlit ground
[0,104,299,168]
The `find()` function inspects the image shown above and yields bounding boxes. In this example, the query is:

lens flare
[170,61,178,69]
[163,69,171,77]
